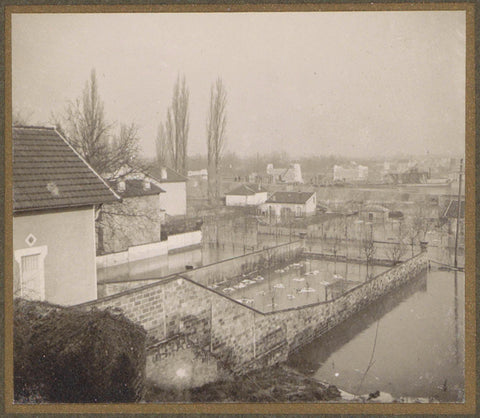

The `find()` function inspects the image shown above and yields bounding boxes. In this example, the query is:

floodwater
[217,259,388,312]
[97,244,246,282]
[97,234,292,283]
[287,268,465,402]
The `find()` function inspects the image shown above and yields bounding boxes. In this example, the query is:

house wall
[226,192,267,207]
[263,195,316,217]
[157,181,187,216]
[13,207,97,306]
[98,194,162,254]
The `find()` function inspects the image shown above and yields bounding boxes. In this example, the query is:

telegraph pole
[454,158,463,268]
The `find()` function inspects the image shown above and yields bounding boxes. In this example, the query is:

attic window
[46,181,59,196]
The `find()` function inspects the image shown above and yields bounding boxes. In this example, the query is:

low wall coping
[83,251,426,321]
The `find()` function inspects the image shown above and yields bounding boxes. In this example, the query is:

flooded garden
[212,258,389,312]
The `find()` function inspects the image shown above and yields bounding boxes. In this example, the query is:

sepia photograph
[4,3,475,414]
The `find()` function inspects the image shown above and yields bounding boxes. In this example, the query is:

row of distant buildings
[216,158,459,186]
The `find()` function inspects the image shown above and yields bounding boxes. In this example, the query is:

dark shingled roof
[147,166,187,183]
[13,126,120,212]
[265,191,315,205]
[107,179,165,198]
[442,200,465,219]
[225,183,268,196]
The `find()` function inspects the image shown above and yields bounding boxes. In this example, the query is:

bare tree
[52,69,142,177]
[412,204,431,241]
[155,122,170,167]
[361,232,376,279]
[385,228,407,266]
[207,77,227,204]
[404,216,423,257]
[165,74,189,175]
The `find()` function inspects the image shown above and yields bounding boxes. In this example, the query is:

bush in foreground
[14,299,146,403]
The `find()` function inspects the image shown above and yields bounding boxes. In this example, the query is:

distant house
[225,184,268,207]
[266,163,303,184]
[13,126,120,305]
[98,179,165,254]
[333,163,368,182]
[113,165,188,217]
[383,167,429,184]
[147,166,188,217]
[262,191,316,219]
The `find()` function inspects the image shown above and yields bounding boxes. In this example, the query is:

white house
[148,166,188,217]
[262,191,316,219]
[266,163,303,184]
[13,126,120,305]
[112,165,188,217]
[225,184,268,207]
[333,163,368,182]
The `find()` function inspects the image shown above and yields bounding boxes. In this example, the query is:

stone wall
[146,334,227,389]
[79,251,427,377]
[257,252,427,355]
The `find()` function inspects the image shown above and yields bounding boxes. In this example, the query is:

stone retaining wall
[78,251,427,377]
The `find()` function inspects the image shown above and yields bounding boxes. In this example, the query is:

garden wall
[79,251,427,378]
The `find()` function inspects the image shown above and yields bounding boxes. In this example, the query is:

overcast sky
[12,11,465,159]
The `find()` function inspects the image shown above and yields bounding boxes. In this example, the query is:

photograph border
[2,1,476,415]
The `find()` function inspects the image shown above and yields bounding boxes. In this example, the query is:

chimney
[142,179,151,191]
[117,180,126,193]
[161,168,167,180]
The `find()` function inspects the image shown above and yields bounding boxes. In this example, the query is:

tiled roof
[225,184,268,196]
[265,191,315,205]
[442,200,465,219]
[147,166,187,183]
[107,179,164,198]
[13,126,120,212]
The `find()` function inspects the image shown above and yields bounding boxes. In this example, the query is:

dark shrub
[14,299,146,403]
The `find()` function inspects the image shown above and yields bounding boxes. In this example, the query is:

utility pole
[454,158,463,268]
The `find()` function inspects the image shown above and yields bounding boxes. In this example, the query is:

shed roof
[147,166,187,183]
[13,126,120,212]
[107,179,165,199]
[265,191,315,205]
[225,183,268,196]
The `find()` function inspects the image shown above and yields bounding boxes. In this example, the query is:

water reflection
[287,269,465,402]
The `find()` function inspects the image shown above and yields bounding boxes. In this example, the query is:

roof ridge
[13,125,56,130]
